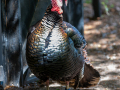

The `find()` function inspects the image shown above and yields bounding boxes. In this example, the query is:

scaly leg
[65,81,70,90]
[46,80,49,90]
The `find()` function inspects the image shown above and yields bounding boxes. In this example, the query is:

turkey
[26,0,100,90]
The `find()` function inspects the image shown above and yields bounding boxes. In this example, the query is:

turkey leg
[46,80,49,90]
[65,81,70,90]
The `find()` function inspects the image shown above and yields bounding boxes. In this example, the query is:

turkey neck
[37,11,63,36]
[34,4,63,40]
[38,11,64,48]
[41,11,63,30]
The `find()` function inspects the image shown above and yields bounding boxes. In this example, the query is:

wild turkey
[26,0,100,89]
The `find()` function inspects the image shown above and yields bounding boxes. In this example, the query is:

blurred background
[84,0,120,89]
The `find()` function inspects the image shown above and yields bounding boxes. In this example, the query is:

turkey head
[51,0,67,14]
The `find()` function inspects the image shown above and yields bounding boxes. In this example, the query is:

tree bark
[92,0,101,17]
[1,0,22,87]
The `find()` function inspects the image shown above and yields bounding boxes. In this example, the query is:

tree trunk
[92,0,101,17]
[1,0,22,87]
[63,0,84,36]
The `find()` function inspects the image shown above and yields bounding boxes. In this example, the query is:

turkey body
[26,6,85,82]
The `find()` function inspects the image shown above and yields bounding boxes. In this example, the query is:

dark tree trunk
[0,1,4,89]
[1,0,22,87]
[63,0,84,36]
[20,0,50,41]
[0,0,2,66]
[92,0,101,18]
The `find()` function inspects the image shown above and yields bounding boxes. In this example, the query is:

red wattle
[51,7,63,14]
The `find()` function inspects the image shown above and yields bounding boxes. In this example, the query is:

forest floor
[84,0,120,90]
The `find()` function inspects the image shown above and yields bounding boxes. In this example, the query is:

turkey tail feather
[79,63,100,88]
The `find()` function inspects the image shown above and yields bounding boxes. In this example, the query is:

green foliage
[84,0,115,15]
[101,1,114,15]
[110,4,114,9]
[85,0,92,4]
[56,89,60,90]
[101,1,109,15]
[104,0,108,4]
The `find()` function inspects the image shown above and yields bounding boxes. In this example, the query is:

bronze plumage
[26,5,100,89]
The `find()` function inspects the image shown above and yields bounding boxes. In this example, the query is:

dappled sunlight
[101,76,111,81]
[84,21,102,30]
[84,29,101,35]
[99,39,111,44]
[88,43,107,49]
[49,83,61,87]
[84,1,120,89]
[30,73,34,77]
[107,64,116,71]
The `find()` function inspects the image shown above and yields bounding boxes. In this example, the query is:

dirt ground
[83,0,120,90]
